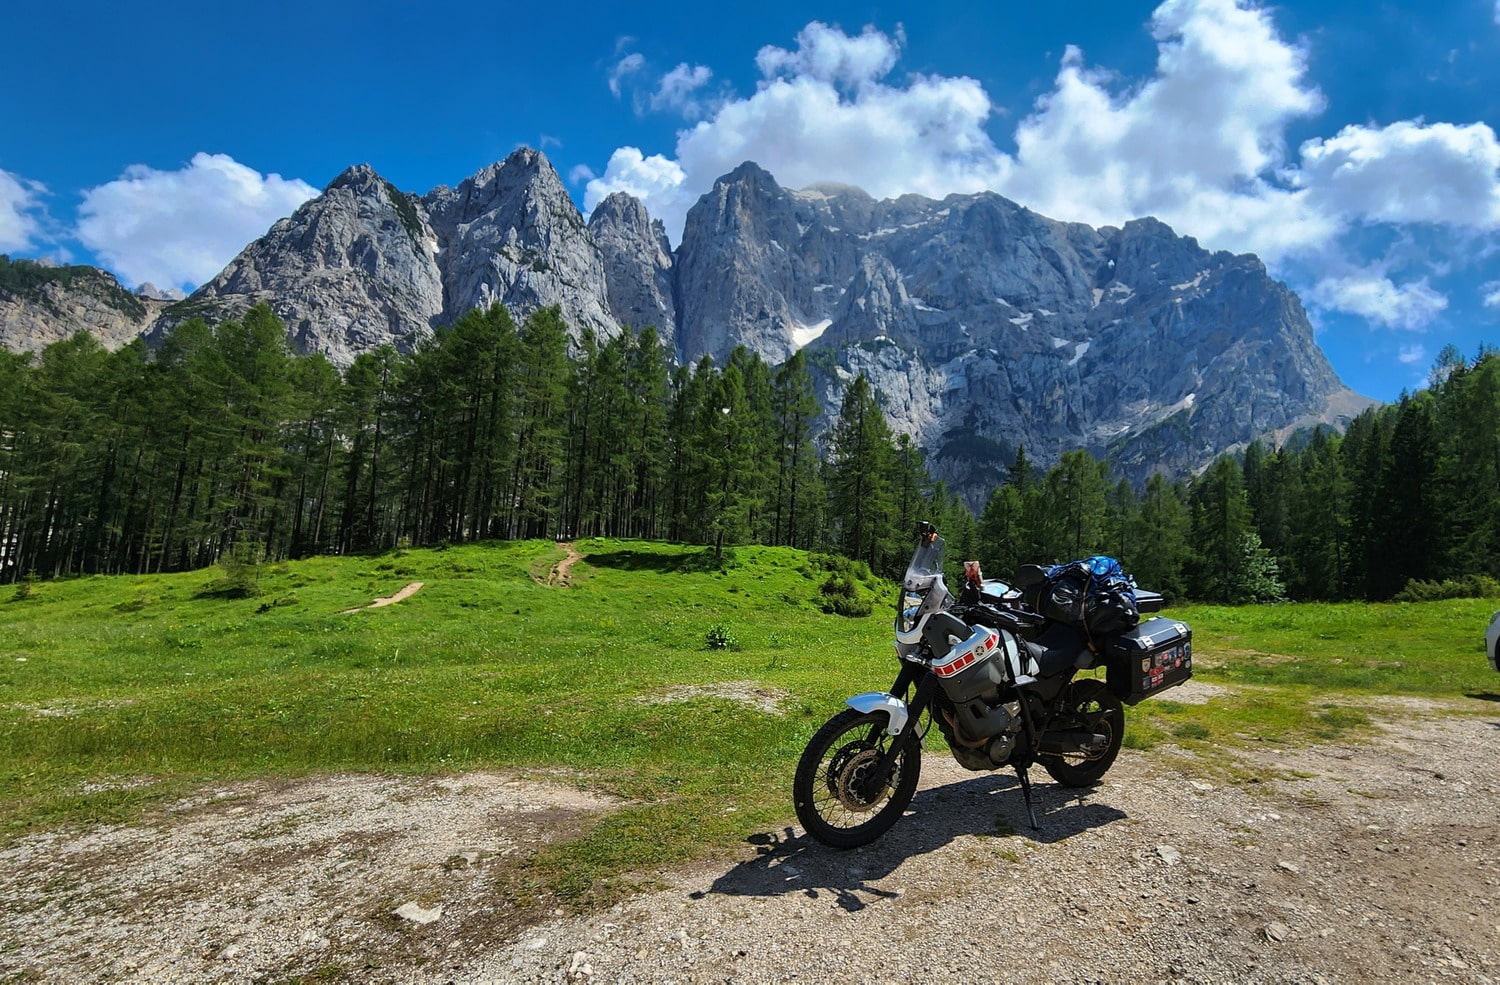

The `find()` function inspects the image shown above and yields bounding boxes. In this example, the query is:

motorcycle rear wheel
[1040,680,1124,787]
[793,708,921,849]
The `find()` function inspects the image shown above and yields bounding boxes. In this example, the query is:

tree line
[0,304,949,583]
[975,344,1500,603]
[4,301,1496,605]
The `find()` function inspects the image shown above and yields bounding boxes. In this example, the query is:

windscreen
[897,534,947,635]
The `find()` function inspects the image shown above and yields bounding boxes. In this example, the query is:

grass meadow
[2,539,1496,902]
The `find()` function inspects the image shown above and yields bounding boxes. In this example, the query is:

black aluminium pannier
[1106,616,1192,704]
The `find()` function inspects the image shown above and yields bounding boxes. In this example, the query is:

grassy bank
[2,540,1495,902]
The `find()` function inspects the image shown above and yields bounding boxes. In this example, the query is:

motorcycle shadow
[691,770,1126,911]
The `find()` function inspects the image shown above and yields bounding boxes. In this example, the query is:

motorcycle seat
[1025,622,1093,677]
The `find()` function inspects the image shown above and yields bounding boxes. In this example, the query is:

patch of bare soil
[0,773,616,983]
[340,582,424,613]
[3,698,1499,984]
[540,544,584,588]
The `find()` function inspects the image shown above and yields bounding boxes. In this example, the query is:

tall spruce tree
[827,374,897,572]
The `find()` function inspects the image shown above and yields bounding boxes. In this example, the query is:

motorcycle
[792,521,1192,848]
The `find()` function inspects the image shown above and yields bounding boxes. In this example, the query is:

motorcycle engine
[940,698,1023,770]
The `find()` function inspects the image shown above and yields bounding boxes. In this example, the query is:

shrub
[812,552,884,617]
[197,540,266,599]
[10,571,38,602]
[1392,575,1500,602]
[705,625,739,650]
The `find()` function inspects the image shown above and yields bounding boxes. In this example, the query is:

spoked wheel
[1040,679,1124,787]
[792,709,922,849]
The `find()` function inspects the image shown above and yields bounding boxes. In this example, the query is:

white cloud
[590,1,1500,331]
[649,63,715,118]
[754,22,901,90]
[609,53,645,98]
[588,21,1004,241]
[1304,271,1448,330]
[1483,280,1500,307]
[0,168,47,254]
[1398,343,1427,364]
[1296,121,1500,228]
[76,152,317,292]
[584,147,693,223]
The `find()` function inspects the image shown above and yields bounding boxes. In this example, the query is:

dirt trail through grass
[339,581,424,613]
[546,542,584,587]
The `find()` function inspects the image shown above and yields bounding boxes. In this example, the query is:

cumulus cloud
[1303,270,1448,330]
[1296,121,1500,228]
[0,168,47,254]
[587,19,1005,240]
[587,1,1500,333]
[1484,280,1500,307]
[755,22,901,89]
[76,152,317,291]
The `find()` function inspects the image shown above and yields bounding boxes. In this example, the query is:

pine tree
[1130,473,1190,600]
[771,350,821,548]
[827,375,897,572]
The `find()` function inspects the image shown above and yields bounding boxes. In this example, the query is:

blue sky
[4,0,1500,403]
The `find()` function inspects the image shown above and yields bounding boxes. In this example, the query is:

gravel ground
[3,689,1499,984]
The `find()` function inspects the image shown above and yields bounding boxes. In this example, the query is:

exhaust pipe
[1038,730,1108,756]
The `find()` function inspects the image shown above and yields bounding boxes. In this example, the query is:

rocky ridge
[0,149,1372,490]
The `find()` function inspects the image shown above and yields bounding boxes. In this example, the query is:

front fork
[848,663,1046,831]
[845,663,934,788]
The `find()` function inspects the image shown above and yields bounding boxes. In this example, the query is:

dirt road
[3,698,1498,983]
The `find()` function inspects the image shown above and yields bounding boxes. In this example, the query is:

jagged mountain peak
[591,190,652,225]
[324,163,385,193]
[719,160,780,186]
[0,152,1371,500]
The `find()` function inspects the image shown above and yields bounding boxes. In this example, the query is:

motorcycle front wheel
[793,708,921,849]
[1040,679,1125,787]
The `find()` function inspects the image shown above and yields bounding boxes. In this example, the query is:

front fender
[846,692,911,736]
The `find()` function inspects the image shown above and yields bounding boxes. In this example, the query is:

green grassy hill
[2,539,1496,902]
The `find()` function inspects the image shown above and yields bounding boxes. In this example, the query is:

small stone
[1189,780,1214,792]
[1277,861,1300,874]
[393,902,442,925]
[1157,845,1183,866]
[1266,922,1290,942]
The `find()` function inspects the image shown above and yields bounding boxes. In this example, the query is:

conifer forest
[1,303,1496,605]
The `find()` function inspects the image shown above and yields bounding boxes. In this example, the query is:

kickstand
[1015,765,1040,831]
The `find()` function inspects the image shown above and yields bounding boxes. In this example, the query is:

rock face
[0,149,1371,492]
[152,164,446,365]
[0,258,162,353]
[152,149,617,364]
[673,169,1366,493]
[422,148,615,340]
[587,192,676,350]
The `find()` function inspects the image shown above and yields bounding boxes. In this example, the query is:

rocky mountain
[675,163,1365,492]
[147,149,616,365]
[0,149,1371,494]
[151,164,446,365]
[0,256,165,352]
[587,192,676,352]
